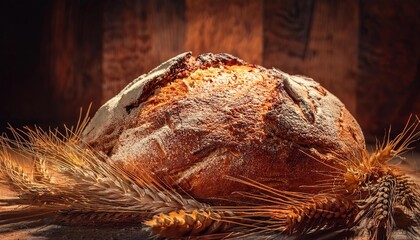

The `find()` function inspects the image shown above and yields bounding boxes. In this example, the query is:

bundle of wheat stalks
[0,109,419,239]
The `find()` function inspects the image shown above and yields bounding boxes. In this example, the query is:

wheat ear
[354,175,397,240]
[369,115,419,165]
[205,176,356,238]
[143,209,238,239]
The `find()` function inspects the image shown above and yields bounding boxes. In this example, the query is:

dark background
[0,0,419,143]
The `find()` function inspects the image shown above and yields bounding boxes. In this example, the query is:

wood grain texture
[102,0,185,103]
[103,0,153,102]
[357,0,420,138]
[263,0,314,59]
[185,0,263,65]
[1,0,419,141]
[264,0,359,115]
[42,0,103,123]
[150,0,185,65]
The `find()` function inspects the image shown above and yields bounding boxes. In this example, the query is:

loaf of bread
[82,52,365,202]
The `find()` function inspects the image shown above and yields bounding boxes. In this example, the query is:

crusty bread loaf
[82,52,365,202]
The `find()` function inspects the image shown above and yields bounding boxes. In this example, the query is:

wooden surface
[357,0,420,139]
[102,0,186,101]
[264,0,359,115]
[43,0,104,121]
[0,0,419,141]
[185,0,263,65]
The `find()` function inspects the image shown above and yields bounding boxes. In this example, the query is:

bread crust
[82,52,365,202]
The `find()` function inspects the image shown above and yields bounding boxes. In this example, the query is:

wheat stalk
[369,115,419,165]
[0,107,218,231]
[2,128,208,211]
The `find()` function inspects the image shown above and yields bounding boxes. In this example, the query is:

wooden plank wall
[358,0,420,138]
[0,0,419,141]
[185,0,263,65]
[102,0,186,101]
[264,0,359,116]
[42,0,104,121]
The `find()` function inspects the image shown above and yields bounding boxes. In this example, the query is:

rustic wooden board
[103,0,185,103]
[264,0,359,116]
[185,0,263,65]
[263,0,314,62]
[0,0,419,143]
[150,0,186,67]
[42,0,103,124]
[102,0,153,102]
[357,0,420,139]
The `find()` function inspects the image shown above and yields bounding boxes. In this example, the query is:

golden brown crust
[82,53,366,202]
